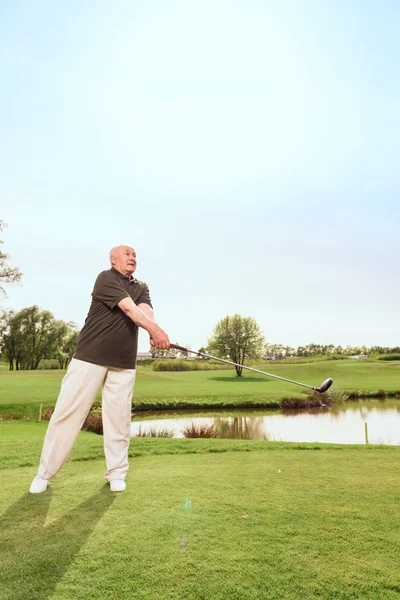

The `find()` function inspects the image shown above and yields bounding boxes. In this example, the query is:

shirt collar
[111,267,136,283]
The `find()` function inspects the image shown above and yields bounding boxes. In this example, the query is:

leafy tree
[2,306,71,370]
[0,309,20,369]
[207,314,265,376]
[0,220,22,297]
[58,322,80,369]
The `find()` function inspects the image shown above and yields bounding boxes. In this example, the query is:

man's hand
[149,328,170,350]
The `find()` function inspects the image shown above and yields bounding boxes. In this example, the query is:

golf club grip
[170,343,191,353]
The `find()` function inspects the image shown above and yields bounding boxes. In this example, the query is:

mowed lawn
[1,421,400,600]
[0,359,399,415]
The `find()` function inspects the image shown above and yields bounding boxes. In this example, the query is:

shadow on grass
[0,486,115,600]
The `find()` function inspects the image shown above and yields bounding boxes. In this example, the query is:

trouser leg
[102,367,136,482]
[38,358,107,480]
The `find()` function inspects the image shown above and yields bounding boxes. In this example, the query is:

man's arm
[137,303,155,321]
[118,297,170,349]
[138,303,159,347]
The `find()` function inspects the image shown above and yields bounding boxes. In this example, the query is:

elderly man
[30,245,170,494]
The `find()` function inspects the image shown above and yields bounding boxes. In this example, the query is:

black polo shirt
[74,268,153,369]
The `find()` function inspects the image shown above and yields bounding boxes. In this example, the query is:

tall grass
[280,391,332,409]
[182,418,268,440]
[134,425,175,438]
[182,423,216,438]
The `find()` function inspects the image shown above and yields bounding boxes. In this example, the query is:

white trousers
[38,358,136,482]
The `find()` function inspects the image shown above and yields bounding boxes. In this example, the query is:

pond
[131,399,400,445]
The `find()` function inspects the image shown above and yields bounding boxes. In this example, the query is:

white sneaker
[110,480,126,492]
[29,475,49,494]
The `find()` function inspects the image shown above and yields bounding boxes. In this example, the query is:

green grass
[1,421,400,599]
[0,359,399,415]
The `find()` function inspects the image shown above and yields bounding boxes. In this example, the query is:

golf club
[170,344,333,394]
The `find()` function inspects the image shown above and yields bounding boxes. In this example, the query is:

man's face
[111,246,137,277]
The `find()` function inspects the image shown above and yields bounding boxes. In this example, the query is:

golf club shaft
[170,344,318,391]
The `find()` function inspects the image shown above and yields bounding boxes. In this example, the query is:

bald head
[109,245,137,278]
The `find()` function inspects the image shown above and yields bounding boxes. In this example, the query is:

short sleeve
[92,271,129,309]
[136,283,153,309]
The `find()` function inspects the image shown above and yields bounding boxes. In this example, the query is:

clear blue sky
[1,0,399,351]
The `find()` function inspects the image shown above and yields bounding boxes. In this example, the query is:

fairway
[1,421,400,600]
[0,359,399,415]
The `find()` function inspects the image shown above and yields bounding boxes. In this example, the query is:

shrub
[37,360,64,370]
[152,360,231,372]
[347,390,388,399]
[377,354,400,361]
[41,406,55,420]
[280,392,332,409]
[1,411,24,420]
[41,405,104,435]
[153,360,192,371]
[82,413,103,435]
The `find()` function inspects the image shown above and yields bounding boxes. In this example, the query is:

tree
[264,343,286,359]
[0,309,19,369]
[1,306,72,370]
[57,322,80,369]
[0,220,22,297]
[207,314,265,376]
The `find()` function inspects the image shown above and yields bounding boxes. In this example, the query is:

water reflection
[131,400,400,445]
[213,417,267,440]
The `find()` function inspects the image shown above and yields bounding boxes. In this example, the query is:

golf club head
[316,378,333,394]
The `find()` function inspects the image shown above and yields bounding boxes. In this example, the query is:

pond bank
[131,389,400,412]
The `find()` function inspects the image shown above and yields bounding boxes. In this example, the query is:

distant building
[137,352,152,360]
[349,354,368,359]
[263,355,277,360]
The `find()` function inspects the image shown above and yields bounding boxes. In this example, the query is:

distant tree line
[0,306,79,370]
[264,343,400,359]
